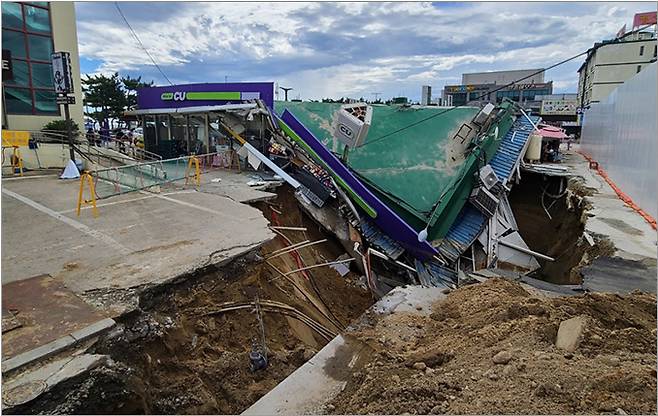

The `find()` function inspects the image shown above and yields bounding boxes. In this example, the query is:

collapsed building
[168,90,550,296]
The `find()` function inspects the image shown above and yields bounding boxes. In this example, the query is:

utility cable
[359,48,592,148]
[114,2,173,86]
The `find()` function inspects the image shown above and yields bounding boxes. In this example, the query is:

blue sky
[75,2,652,101]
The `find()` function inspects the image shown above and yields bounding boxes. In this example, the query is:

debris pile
[328,278,656,415]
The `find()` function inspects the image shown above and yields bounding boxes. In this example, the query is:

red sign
[632,11,657,28]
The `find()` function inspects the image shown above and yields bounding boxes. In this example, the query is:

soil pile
[330,278,656,415]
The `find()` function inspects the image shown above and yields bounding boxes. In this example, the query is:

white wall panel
[581,63,657,219]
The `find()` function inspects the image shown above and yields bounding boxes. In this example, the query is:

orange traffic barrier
[577,150,656,230]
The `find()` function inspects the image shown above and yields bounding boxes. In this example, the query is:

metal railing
[90,152,223,200]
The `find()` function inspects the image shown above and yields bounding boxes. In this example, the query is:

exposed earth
[328,278,657,415]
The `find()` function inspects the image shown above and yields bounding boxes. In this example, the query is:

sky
[75,1,653,101]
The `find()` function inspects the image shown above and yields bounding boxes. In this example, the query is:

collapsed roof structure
[127,83,548,296]
[254,99,547,294]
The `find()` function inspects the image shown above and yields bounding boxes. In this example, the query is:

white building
[462,69,545,85]
[577,30,657,108]
[420,85,431,106]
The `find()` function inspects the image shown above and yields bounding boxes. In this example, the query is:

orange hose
[577,151,657,230]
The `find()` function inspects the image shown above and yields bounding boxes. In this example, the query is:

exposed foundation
[5,188,373,415]
[508,171,612,285]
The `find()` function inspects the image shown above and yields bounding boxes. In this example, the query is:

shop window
[1,2,22,29]
[24,5,50,33]
[27,33,53,60]
[1,1,57,115]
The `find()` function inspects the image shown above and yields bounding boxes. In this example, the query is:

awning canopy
[537,125,568,139]
[124,103,257,116]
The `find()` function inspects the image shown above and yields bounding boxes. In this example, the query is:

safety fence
[88,151,240,201]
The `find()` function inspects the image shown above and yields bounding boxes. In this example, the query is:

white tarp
[581,63,657,219]
[59,159,80,179]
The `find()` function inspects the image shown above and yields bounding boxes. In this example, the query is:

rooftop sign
[137,82,274,110]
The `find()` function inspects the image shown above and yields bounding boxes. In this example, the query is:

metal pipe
[497,239,555,262]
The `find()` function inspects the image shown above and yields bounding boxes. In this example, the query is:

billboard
[633,11,657,28]
[136,82,275,110]
[541,98,577,116]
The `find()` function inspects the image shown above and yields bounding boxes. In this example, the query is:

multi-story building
[577,30,657,109]
[442,68,552,111]
[420,85,431,106]
[1,1,83,131]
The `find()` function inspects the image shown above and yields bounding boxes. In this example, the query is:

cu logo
[173,91,186,101]
[338,124,353,138]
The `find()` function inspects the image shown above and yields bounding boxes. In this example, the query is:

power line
[359,48,592,148]
[114,2,173,86]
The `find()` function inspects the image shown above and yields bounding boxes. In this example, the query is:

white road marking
[2,174,59,181]
[139,190,234,219]
[2,188,130,255]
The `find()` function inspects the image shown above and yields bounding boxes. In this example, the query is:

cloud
[75,2,651,100]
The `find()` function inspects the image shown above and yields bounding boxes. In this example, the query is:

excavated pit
[508,171,611,285]
[7,188,374,415]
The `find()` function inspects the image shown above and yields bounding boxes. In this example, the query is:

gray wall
[581,63,657,218]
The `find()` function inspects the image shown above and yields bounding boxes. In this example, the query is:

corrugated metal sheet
[360,219,405,260]
[415,259,457,288]
[437,114,540,262]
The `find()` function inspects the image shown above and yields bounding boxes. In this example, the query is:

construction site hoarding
[581,63,657,218]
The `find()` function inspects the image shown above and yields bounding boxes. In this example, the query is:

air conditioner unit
[470,186,499,218]
[332,103,373,148]
[472,103,495,126]
[479,164,502,191]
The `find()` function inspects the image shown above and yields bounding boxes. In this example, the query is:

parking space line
[2,188,131,255]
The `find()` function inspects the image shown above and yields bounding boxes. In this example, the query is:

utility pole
[371,92,382,102]
[280,86,293,101]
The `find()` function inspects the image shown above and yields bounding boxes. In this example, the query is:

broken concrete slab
[1,175,274,315]
[2,354,107,409]
[2,274,108,361]
[190,170,278,204]
[2,318,115,374]
[555,315,588,352]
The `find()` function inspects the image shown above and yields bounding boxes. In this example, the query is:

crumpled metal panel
[360,219,405,260]
[437,114,540,262]
[415,259,457,288]
[581,63,657,219]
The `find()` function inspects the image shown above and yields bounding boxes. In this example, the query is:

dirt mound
[330,278,657,415]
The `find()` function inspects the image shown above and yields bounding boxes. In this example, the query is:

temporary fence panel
[580,63,657,219]
[91,152,222,200]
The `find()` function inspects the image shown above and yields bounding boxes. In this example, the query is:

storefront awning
[124,103,257,116]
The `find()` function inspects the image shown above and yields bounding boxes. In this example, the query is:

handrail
[24,129,162,162]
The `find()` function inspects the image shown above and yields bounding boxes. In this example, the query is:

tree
[82,73,127,128]
[82,73,155,128]
[122,75,153,110]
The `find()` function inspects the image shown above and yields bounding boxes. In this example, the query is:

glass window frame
[1,1,58,116]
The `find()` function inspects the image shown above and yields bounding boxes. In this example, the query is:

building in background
[420,85,432,106]
[577,21,657,109]
[1,1,83,131]
[442,68,552,112]
[536,93,580,137]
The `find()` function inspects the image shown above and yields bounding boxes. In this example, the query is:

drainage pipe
[497,240,555,262]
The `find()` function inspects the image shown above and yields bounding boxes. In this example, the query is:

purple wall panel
[136,82,274,109]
